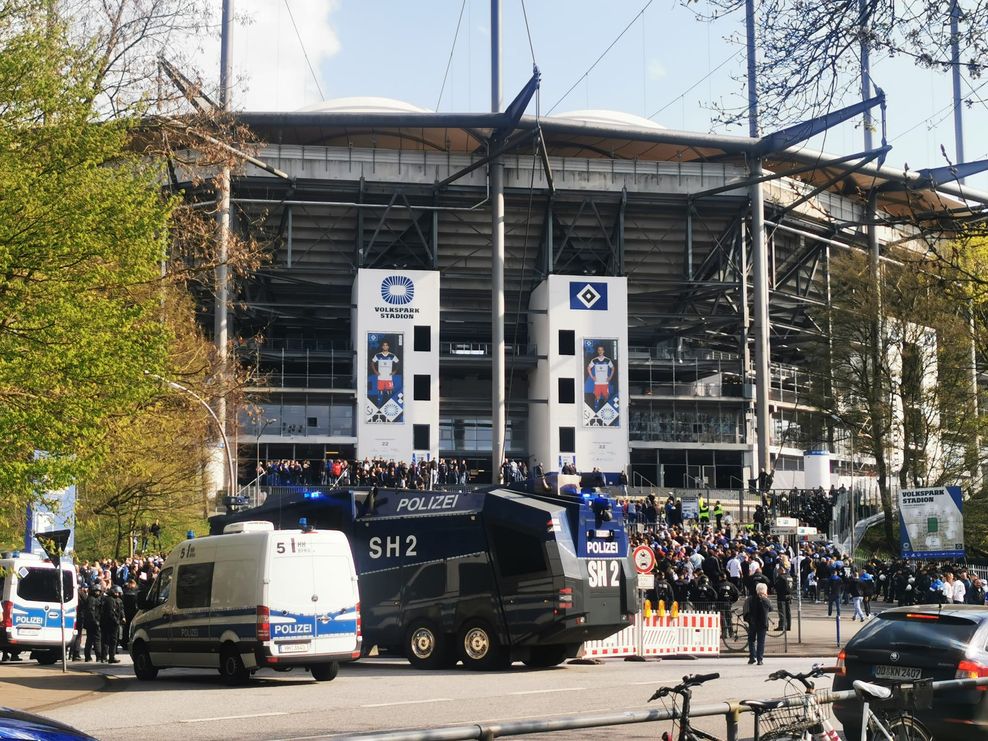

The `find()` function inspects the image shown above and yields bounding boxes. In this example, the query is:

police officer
[713,500,725,530]
[82,585,104,662]
[69,586,88,661]
[697,496,710,527]
[100,586,126,663]
[774,558,793,631]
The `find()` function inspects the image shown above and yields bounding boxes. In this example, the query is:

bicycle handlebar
[767,665,839,688]
[648,673,721,702]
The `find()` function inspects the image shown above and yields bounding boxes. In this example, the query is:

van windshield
[16,568,74,603]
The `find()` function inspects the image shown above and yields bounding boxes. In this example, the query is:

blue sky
[224,0,988,190]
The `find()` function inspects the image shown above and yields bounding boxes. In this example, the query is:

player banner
[366,332,404,424]
[899,486,964,559]
[583,338,620,427]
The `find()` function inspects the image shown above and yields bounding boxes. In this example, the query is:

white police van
[0,552,77,664]
[129,521,361,684]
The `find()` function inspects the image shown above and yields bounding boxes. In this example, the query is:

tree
[0,1,176,519]
[812,247,985,549]
[692,0,988,130]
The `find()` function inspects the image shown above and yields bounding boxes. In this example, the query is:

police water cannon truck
[210,475,636,670]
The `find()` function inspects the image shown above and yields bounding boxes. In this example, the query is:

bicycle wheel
[867,714,934,741]
[721,615,748,652]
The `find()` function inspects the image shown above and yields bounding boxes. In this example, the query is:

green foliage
[0,1,175,520]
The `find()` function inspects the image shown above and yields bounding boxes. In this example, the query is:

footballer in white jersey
[373,341,399,393]
[587,345,614,402]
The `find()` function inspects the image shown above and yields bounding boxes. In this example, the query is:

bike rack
[332,676,988,740]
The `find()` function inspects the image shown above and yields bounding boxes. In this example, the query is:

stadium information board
[899,486,964,559]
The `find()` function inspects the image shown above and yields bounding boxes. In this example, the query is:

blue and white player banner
[583,338,619,427]
[366,332,404,424]
[899,486,964,559]
[569,281,609,311]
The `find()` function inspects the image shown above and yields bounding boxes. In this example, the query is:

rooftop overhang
[234,110,988,221]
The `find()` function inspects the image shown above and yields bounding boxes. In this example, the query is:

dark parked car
[0,707,96,740]
[833,605,988,740]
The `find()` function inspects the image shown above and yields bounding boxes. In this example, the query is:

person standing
[713,500,724,530]
[82,585,104,662]
[744,582,773,665]
[100,586,125,663]
[774,556,793,631]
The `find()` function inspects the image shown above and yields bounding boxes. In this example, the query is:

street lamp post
[145,371,236,500]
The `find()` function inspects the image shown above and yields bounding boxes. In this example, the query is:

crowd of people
[257,457,473,489]
[621,506,988,664]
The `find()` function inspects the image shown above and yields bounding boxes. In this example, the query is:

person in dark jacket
[121,579,140,648]
[100,586,126,663]
[744,582,772,665]
[82,586,104,662]
[69,586,88,661]
[774,558,793,631]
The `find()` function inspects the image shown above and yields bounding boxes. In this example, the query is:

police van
[0,552,76,665]
[212,476,636,670]
[129,522,361,684]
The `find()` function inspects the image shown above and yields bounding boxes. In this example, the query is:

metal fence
[333,677,988,740]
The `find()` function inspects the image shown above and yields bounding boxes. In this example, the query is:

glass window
[559,426,576,453]
[413,424,430,451]
[558,330,575,356]
[414,326,432,352]
[558,377,575,404]
[155,567,173,605]
[413,374,431,401]
[489,524,548,578]
[176,563,214,609]
[16,568,74,603]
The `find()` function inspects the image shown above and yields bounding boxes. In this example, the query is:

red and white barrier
[579,611,720,659]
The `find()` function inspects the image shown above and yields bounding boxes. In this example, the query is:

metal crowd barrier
[333,677,988,741]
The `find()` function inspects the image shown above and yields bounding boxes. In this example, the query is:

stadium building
[188,96,984,492]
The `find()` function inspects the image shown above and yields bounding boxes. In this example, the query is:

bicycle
[743,665,841,740]
[721,604,786,652]
[850,679,933,741]
[648,672,801,741]
[649,672,723,741]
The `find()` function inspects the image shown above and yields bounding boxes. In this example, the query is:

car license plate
[874,665,922,680]
[279,642,310,654]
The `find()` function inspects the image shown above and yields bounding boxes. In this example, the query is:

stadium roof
[236,105,988,221]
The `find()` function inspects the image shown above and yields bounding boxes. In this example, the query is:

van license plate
[279,642,310,654]
[874,665,922,680]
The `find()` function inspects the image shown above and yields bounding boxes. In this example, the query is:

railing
[634,382,746,398]
[333,677,988,741]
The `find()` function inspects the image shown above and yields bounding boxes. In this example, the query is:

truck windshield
[16,568,74,603]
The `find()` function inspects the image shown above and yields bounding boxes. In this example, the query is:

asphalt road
[45,654,845,740]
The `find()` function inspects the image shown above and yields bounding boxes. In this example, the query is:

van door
[172,563,214,667]
[268,536,358,659]
[10,566,75,649]
[143,567,174,664]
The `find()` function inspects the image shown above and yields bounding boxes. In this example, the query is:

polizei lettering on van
[395,494,459,512]
[272,622,314,637]
[585,539,619,555]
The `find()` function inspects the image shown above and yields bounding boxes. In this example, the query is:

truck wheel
[522,645,568,668]
[132,642,158,681]
[310,661,339,682]
[458,620,508,671]
[219,645,250,685]
[406,621,450,670]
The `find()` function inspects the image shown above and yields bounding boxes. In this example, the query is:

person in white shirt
[951,573,967,604]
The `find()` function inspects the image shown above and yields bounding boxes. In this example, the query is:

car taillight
[355,602,362,638]
[835,649,846,677]
[256,605,270,642]
[1,601,11,629]
[957,660,988,689]
[558,587,574,610]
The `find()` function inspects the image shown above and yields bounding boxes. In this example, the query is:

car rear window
[852,613,981,652]
[16,568,74,603]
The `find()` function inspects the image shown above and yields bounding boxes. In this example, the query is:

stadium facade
[188,97,983,491]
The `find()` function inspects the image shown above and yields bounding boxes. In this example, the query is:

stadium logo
[380,275,415,305]
[570,281,608,310]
